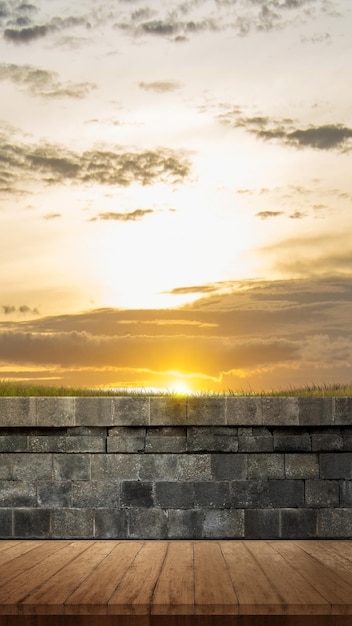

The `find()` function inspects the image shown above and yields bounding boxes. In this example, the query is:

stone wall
[0,396,351,539]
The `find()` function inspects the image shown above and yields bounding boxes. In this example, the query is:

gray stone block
[168,509,204,538]
[334,398,352,426]
[72,481,120,508]
[320,453,352,479]
[340,481,352,506]
[311,432,343,451]
[0,509,12,537]
[226,398,262,426]
[146,427,187,453]
[285,453,319,479]
[305,480,339,507]
[68,426,107,436]
[298,398,333,426]
[211,454,246,480]
[230,480,304,508]
[28,436,66,453]
[14,509,50,538]
[154,481,194,508]
[65,436,105,453]
[95,510,128,538]
[139,454,178,480]
[245,509,280,539]
[53,454,91,480]
[317,509,352,538]
[0,435,28,452]
[203,509,244,538]
[112,397,149,426]
[128,508,168,538]
[35,397,75,427]
[273,429,311,452]
[51,508,94,538]
[187,398,225,425]
[247,454,284,479]
[91,454,139,480]
[239,434,273,453]
[187,427,238,453]
[0,397,36,427]
[37,481,72,507]
[107,427,146,453]
[343,437,352,451]
[194,481,230,508]
[262,397,299,426]
[267,480,304,507]
[0,481,36,506]
[75,397,112,426]
[280,509,317,539]
[149,398,187,426]
[177,454,212,481]
[121,481,153,507]
[1,454,52,481]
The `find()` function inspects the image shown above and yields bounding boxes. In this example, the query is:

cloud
[0,63,96,98]
[2,305,39,316]
[256,211,284,219]
[138,80,181,93]
[43,212,61,220]
[89,209,154,222]
[289,210,306,219]
[3,13,90,44]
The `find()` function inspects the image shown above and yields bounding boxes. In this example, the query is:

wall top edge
[0,395,351,427]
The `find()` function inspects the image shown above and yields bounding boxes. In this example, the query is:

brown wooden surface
[0,540,352,623]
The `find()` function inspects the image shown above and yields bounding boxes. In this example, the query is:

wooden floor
[0,540,352,625]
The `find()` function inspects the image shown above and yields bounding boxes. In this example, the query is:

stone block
[37,481,72,507]
[311,431,343,451]
[305,480,339,507]
[194,481,230,508]
[72,481,120,507]
[168,510,204,538]
[65,436,105,453]
[0,397,36,427]
[68,426,107,436]
[343,437,352,451]
[0,509,12,537]
[273,429,311,452]
[267,480,304,507]
[112,397,149,426]
[5,454,52,481]
[247,454,284,479]
[95,510,128,538]
[187,397,225,426]
[298,398,333,426]
[320,453,352,479]
[51,508,94,538]
[334,398,352,426]
[239,434,273,453]
[0,481,36,506]
[35,397,75,427]
[226,398,262,426]
[107,427,146,453]
[280,509,317,539]
[244,509,280,539]
[28,436,66,453]
[317,509,352,538]
[145,427,187,453]
[154,481,194,508]
[138,454,178,480]
[0,435,27,452]
[177,454,212,481]
[203,510,244,538]
[211,454,246,480]
[285,453,319,479]
[187,427,238,453]
[53,454,91,480]
[75,397,112,426]
[230,480,304,508]
[91,454,139,480]
[128,509,168,538]
[339,481,352,506]
[262,397,299,426]
[14,509,50,538]
[121,481,153,507]
[149,398,187,426]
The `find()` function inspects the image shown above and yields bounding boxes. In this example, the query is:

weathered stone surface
[107,427,146,453]
[305,480,339,507]
[280,509,317,539]
[211,454,246,480]
[273,429,311,452]
[226,398,262,426]
[0,509,12,537]
[177,454,212,481]
[187,427,238,453]
[298,398,333,426]
[128,509,168,538]
[28,435,66,453]
[320,453,352,479]
[168,509,204,538]
[317,509,352,537]
[0,481,36,507]
[72,480,119,508]
[247,454,284,479]
[95,509,128,538]
[230,480,304,508]
[91,454,138,480]
[53,454,91,481]
[14,509,50,538]
[334,398,352,426]
[146,427,187,453]
[285,453,319,479]
[149,398,186,426]
[51,508,94,538]
[65,436,105,453]
[0,398,36,427]
[75,397,112,427]
[0,435,27,452]
[112,397,149,426]
[37,481,72,508]
[194,481,230,508]
[311,431,343,451]
[0,454,52,481]
[245,509,280,539]
[339,481,352,506]
[262,397,299,426]
[121,481,153,508]
[203,510,244,538]
[238,433,273,453]
[35,397,75,427]
[139,454,178,481]
[154,481,194,509]
[187,398,225,426]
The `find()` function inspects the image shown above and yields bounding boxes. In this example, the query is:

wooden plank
[152,541,194,615]
[245,541,330,615]
[0,542,50,568]
[0,542,70,587]
[0,541,92,614]
[219,540,285,615]
[108,541,168,615]
[271,540,352,615]
[64,540,143,615]
[193,541,238,615]
[21,541,115,615]
[0,542,23,553]
[297,540,352,588]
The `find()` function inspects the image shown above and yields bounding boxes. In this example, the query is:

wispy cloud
[0,63,96,98]
[4,15,90,43]
[2,304,39,316]
[89,209,154,222]
[256,211,284,220]
[138,80,181,93]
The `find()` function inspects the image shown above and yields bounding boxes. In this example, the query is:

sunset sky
[1,0,352,392]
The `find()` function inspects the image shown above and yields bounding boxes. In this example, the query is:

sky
[0,0,352,393]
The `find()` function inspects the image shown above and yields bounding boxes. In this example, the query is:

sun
[169,380,193,395]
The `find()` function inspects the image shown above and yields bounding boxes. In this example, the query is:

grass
[0,380,351,397]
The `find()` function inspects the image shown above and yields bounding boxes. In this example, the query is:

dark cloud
[3,14,90,44]
[0,63,96,98]
[2,305,39,316]
[285,125,352,150]
[289,211,306,219]
[138,80,181,93]
[89,209,154,222]
[256,211,284,219]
